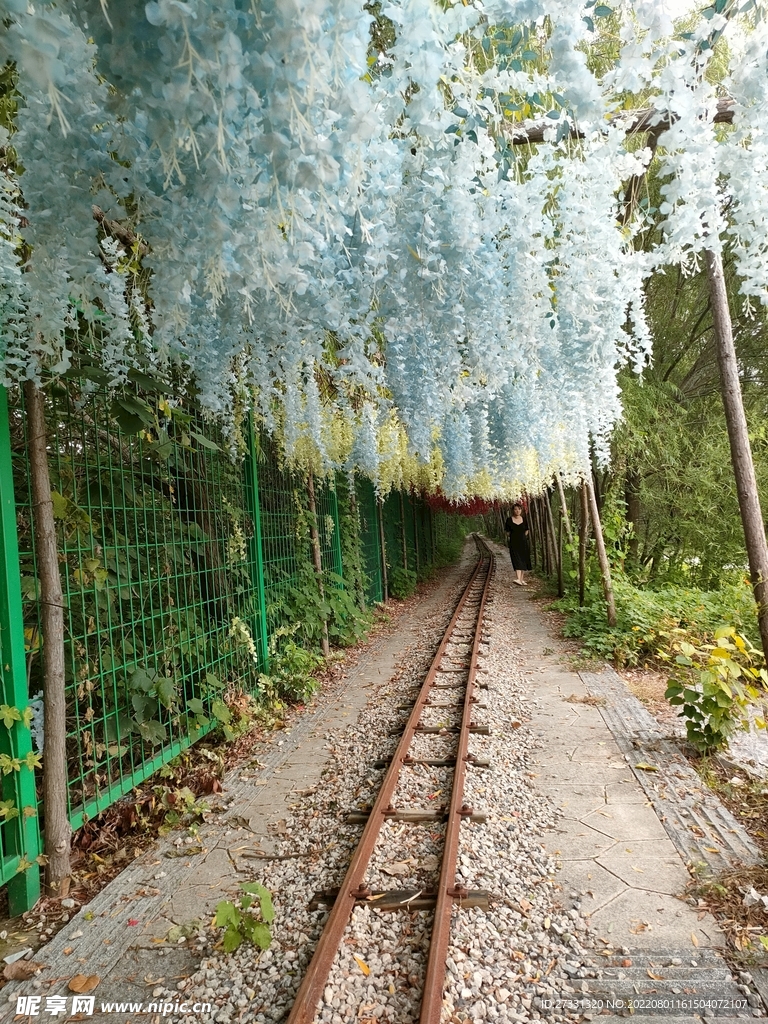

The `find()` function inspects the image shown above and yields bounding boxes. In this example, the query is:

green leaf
[50,491,69,520]
[222,927,243,953]
[187,698,204,715]
[189,430,220,451]
[211,699,231,725]
[215,900,239,929]
[241,881,275,924]
[126,368,175,395]
[137,719,167,745]
[156,677,177,709]
[250,921,272,950]
[594,4,613,15]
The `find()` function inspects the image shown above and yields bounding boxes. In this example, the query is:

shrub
[553,574,758,667]
[664,627,767,754]
[389,567,418,600]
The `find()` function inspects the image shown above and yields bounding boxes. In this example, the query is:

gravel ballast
[166,545,598,1024]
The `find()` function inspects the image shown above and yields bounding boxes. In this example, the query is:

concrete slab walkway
[508,583,727,952]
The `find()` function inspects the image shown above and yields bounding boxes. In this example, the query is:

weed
[215,882,274,953]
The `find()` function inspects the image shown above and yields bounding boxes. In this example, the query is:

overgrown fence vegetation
[0,383,474,914]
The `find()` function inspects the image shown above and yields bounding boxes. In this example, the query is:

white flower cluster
[0,0,764,497]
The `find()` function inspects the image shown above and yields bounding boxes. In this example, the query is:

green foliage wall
[0,383,460,897]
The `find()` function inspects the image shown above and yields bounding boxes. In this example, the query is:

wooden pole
[306,471,330,658]
[377,497,388,602]
[543,487,560,581]
[399,491,409,573]
[25,381,72,894]
[557,513,564,598]
[579,480,589,608]
[705,248,768,662]
[585,474,617,627]
[555,473,574,547]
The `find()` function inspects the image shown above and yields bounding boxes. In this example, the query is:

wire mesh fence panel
[355,477,382,605]
[10,387,264,830]
[256,434,303,646]
[382,491,405,576]
[403,492,417,575]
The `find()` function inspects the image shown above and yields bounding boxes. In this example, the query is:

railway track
[287,535,496,1024]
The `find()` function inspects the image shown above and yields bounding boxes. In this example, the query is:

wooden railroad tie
[309,888,491,912]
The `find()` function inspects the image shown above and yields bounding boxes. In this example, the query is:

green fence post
[0,389,41,913]
[246,422,270,674]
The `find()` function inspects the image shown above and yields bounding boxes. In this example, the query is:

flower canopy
[0,0,765,496]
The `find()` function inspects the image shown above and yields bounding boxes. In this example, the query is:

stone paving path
[510,585,727,952]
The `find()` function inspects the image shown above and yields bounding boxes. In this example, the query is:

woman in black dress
[504,502,531,586]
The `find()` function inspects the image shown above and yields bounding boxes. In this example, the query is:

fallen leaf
[691,933,699,947]
[353,955,370,976]
[381,860,414,877]
[68,974,100,993]
[634,762,659,772]
[647,969,664,980]
[704,847,720,854]
[3,960,45,980]
[621,959,632,968]
[127,919,140,926]
[518,898,532,914]
[63,948,73,956]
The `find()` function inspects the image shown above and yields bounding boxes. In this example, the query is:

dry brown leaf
[564,694,606,706]
[691,933,699,947]
[68,974,101,993]
[647,969,664,980]
[381,860,413,877]
[353,955,371,976]
[3,960,45,980]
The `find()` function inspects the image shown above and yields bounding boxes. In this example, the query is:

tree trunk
[579,480,589,608]
[543,488,559,578]
[555,473,574,547]
[625,469,641,567]
[25,381,71,894]
[585,474,617,627]
[306,471,330,658]
[557,513,564,598]
[377,497,388,602]
[399,492,409,573]
[705,248,768,662]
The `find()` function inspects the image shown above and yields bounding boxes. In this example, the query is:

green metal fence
[0,387,471,910]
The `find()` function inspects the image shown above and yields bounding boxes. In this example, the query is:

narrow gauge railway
[287,536,496,1024]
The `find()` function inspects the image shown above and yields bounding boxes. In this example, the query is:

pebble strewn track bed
[173,549,596,1024]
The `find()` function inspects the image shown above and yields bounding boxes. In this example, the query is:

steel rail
[420,537,495,1023]
[286,547,490,1024]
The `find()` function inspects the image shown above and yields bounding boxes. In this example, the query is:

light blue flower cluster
[0,0,764,496]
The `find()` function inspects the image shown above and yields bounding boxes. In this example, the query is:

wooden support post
[705,248,768,663]
[555,472,574,547]
[306,470,330,658]
[378,497,388,602]
[543,487,559,581]
[399,491,408,573]
[579,480,589,608]
[25,381,71,894]
[584,474,617,627]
